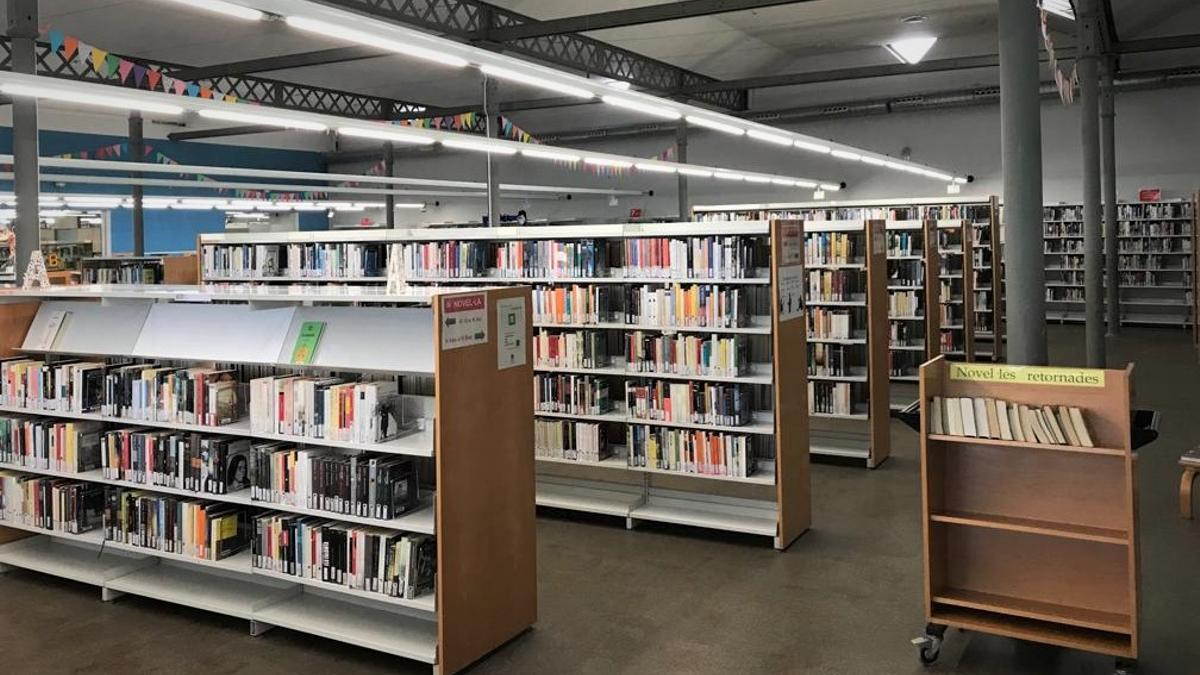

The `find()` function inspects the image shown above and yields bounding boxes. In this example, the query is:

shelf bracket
[249,620,276,637]
[101,587,125,602]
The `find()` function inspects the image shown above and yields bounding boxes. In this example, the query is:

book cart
[804,219,890,468]
[197,221,812,550]
[886,219,942,409]
[914,356,1139,674]
[0,284,537,675]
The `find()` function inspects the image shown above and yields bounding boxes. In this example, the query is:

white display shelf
[399,274,771,286]
[806,263,866,270]
[251,566,436,613]
[535,453,775,486]
[105,561,293,620]
[808,372,869,383]
[808,299,867,307]
[533,318,772,335]
[534,476,644,517]
[810,430,872,460]
[0,284,462,306]
[206,275,389,283]
[253,592,439,664]
[0,534,150,586]
[631,489,778,538]
[0,405,435,458]
[808,335,867,344]
[534,360,773,386]
[534,406,775,436]
[100,540,251,573]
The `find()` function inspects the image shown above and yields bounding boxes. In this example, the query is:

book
[995,400,1012,441]
[1008,403,1025,442]
[1019,406,1042,444]
[1041,405,1067,444]
[959,398,977,437]
[291,321,326,365]
[972,398,990,439]
[946,397,963,436]
[985,399,1001,441]
[1057,406,1081,446]
[929,397,944,435]
[1068,407,1094,447]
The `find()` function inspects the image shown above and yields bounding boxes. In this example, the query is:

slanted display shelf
[0,284,537,675]
[198,221,812,549]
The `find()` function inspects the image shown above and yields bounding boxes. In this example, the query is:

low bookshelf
[0,284,537,675]
[1043,199,1196,327]
[917,356,1138,664]
[80,254,198,285]
[198,222,812,549]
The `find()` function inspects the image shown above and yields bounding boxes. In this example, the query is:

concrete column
[384,142,396,228]
[483,77,501,227]
[7,0,39,283]
[1102,58,1120,336]
[129,113,145,256]
[1078,0,1104,367]
[997,0,1047,365]
[676,121,689,219]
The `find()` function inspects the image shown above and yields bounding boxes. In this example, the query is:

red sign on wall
[1138,188,1162,202]
[629,208,644,219]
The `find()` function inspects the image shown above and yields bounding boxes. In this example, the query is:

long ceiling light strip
[161,0,264,21]
[205,0,967,183]
[0,72,841,190]
[198,109,328,131]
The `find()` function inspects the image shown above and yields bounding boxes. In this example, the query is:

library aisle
[2,326,1196,674]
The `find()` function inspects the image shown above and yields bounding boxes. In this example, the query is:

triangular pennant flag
[105,54,120,77]
[148,69,162,91]
[173,79,186,96]
[186,83,200,97]
[132,64,146,87]
[75,41,92,68]
[118,59,134,83]
[224,94,237,103]
[49,31,63,56]
[200,87,212,99]
[63,35,78,60]
[91,47,108,73]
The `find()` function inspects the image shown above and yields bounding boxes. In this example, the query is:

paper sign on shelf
[291,320,326,365]
[777,265,805,322]
[441,292,488,351]
[496,297,527,369]
[949,363,1105,387]
[30,310,69,350]
[780,222,803,265]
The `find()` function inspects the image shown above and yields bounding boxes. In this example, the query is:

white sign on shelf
[496,296,527,370]
[780,222,803,265]
[31,310,69,350]
[778,265,805,322]
[440,292,488,351]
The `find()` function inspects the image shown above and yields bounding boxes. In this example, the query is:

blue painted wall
[0,127,330,252]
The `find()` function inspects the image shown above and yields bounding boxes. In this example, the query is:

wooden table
[1182,448,1200,519]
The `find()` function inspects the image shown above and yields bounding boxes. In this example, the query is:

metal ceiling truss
[0,36,427,119]
[317,0,748,110]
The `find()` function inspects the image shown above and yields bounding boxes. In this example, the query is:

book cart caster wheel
[911,623,946,666]
[1114,658,1138,675]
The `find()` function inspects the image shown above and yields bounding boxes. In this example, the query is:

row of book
[1,359,239,427]
[624,333,747,378]
[82,262,162,285]
[534,329,609,369]
[493,240,603,278]
[626,425,757,479]
[252,513,435,600]
[1117,254,1191,269]
[104,488,249,561]
[1116,202,1193,219]
[532,285,612,325]
[0,416,100,473]
[620,236,756,280]
[808,344,852,378]
[533,419,608,463]
[890,322,922,348]
[247,376,408,444]
[888,259,924,287]
[250,446,419,520]
[397,241,488,279]
[889,291,921,318]
[809,381,856,416]
[939,332,964,353]
[624,285,749,329]
[201,244,284,278]
[808,270,862,303]
[1118,240,1192,253]
[535,374,611,416]
[100,427,249,495]
[625,381,750,427]
[929,396,1095,447]
[887,232,921,257]
[809,309,856,340]
[0,473,101,533]
[284,243,387,279]
[1117,222,1193,236]
[805,232,861,265]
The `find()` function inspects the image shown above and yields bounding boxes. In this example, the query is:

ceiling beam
[167,125,282,141]
[1118,33,1200,54]
[488,0,814,41]
[393,96,598,120]
[169,46,388,80]
[681,54,1012,94]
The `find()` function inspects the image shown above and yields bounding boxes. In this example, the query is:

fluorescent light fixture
[793,180,819,188]
[198,109,328,132]
[713,172,744,181]
[746,129,793,146]
[926,170,954,181]
[290,204,328,211]
[521,148,582,162]
[286,16,469,68]
[860,156,887,167]
[885,36,938,65]
[771,178,794,186]
[634,163,677,174]
[743,176,772,184]
[1041,0,1075,20]
[394,203,426,209]
[793,139,832,154]
[884,160,908,171]
[160,0,264,21]
[830,149,863,161]
[600,95,681,120]
[480,64,594,99]
[820,183,842,191]
[678,167,713,178]
[953,177,969,185]
[442,138,519,155]
[1,83,184,115]
[338,126,434,145]
[685,115,746,136]
[584,157,634,169]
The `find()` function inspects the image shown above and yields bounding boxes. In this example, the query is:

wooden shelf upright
[916,356,1139,666]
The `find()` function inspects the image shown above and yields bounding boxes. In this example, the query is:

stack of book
[534,419,608,463]
[929,396,1094,447]
[103,488,251,561]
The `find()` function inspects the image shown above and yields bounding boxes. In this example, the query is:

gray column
[129,113,145,256]
[676,121,689,219]
[1102,58,1119,336]
[483,77,501,228]
[384,142,396,228]
[7,0,39,283]
[1078,0,1104,367]
[998,0,1047,365]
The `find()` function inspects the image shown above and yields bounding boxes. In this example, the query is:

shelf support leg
[101,587,125,602]
[250,620,275,637]
[1181,468,1196,519]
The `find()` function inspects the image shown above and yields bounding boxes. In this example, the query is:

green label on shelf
[949,363,1105,387]
[291,321,326,365]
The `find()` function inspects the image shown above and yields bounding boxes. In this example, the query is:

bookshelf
[0,284,537,675]
[886,219,942,409]
[1043,199,1196,327]
[81,254,199,285]
[198,222,811,549]
[936,220,976,361]
[804,220,890,468]
[694,196,1003,362]
[917,356,1138,663]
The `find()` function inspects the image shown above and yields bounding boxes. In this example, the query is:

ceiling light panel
[160,0,264,20]
[199,109,327,131]
[480,64,594,99]
[885,36,938,65]
[600,95,681,120]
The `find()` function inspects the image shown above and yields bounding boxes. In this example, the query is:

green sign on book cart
[291,321,326,365]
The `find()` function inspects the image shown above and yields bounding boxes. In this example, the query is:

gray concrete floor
[1,326,1197,675]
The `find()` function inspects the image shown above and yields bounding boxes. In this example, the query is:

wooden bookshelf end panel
[933,526,1131,625]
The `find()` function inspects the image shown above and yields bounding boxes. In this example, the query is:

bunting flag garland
[398,112,540,144]
[1040,9,1077,105]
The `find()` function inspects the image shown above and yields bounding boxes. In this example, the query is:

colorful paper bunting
[90,47,108,73]
[118,59,134,83]
[49,30,63,56]
[63,35,77,60]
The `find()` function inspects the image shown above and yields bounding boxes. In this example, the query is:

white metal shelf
[534,359,773,386]
[533,318,772,335]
